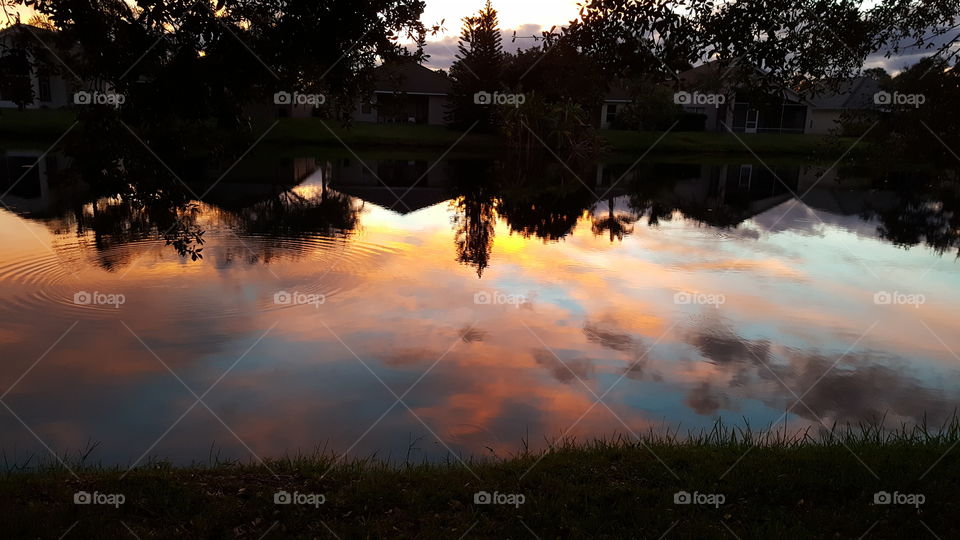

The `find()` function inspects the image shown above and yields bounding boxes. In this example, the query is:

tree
[447,0,503,130]
[844,56,960,168]
[501,33,604,110]
[569,0,960,91]
[11,0,432,128]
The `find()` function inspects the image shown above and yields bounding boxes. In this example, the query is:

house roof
[0,23,58,42]
[678,61,813,104]
[803,77,881,110]
[374,62,451,95]
[604,80,633,102]
[678,62,733,91]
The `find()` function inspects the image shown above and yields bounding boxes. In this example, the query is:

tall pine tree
[447,0,503,130]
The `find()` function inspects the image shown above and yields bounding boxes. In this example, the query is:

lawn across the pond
[0,109,853,159]
[2,424,957,539]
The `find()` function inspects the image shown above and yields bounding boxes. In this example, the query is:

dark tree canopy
[569,0,960,89]
[4,0,432,126]
[447,0,503,130]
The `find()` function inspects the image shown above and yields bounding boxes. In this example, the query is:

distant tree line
[445,0,960,153]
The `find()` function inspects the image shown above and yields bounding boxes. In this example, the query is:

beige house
[0,25,73,110]
[802,77,881,134]
[352,62,451,126]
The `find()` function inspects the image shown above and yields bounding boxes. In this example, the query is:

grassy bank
[2,424,958,539]
[602,129,849,156]
[0,109,852,159]
[0,109,76,144]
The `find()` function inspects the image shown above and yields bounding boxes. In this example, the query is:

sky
[419,0,581,69]
[4,0,581,33]
[422,0,581,31]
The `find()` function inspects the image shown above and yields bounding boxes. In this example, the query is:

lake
[1,149,958,467]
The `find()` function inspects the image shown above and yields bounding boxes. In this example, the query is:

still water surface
[1,152,958,466]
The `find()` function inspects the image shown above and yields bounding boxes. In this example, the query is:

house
[352,61,451,126]
[330,157,451,214]
[801,77,881,134]
[0,25,72,109]
[677,62,810,134]
[599,83,633,129]
[674,61,887,135]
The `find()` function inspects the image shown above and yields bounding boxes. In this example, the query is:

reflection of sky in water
[0,191,958,467]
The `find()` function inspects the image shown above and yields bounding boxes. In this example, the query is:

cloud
[422,24,549,70]
[682,322,959,426]
[865,31,959,74]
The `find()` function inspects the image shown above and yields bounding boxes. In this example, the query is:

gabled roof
[604,80,633,101]
[678,62,732,90]
[374,61,451,95]
[678,61,812,104]
[803,77,881,110]
[0,23,58,42]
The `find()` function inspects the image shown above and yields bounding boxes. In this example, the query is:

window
[361,100,373,114]
[605,104,618,124]
[38,72,52,102]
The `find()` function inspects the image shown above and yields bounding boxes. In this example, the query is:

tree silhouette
[591,198,635,242]
[452,193,497,277]
[570,0,960,91]
[447,0,503,130]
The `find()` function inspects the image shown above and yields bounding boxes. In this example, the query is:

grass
[2,420,958,538]
[601,129,852,156]
[0,109,854,160]
[0,109,76,144]
[264,119,500,153]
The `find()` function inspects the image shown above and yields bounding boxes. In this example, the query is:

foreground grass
[2,423,958,539]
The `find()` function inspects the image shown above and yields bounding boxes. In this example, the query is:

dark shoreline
[3,428,958,539]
